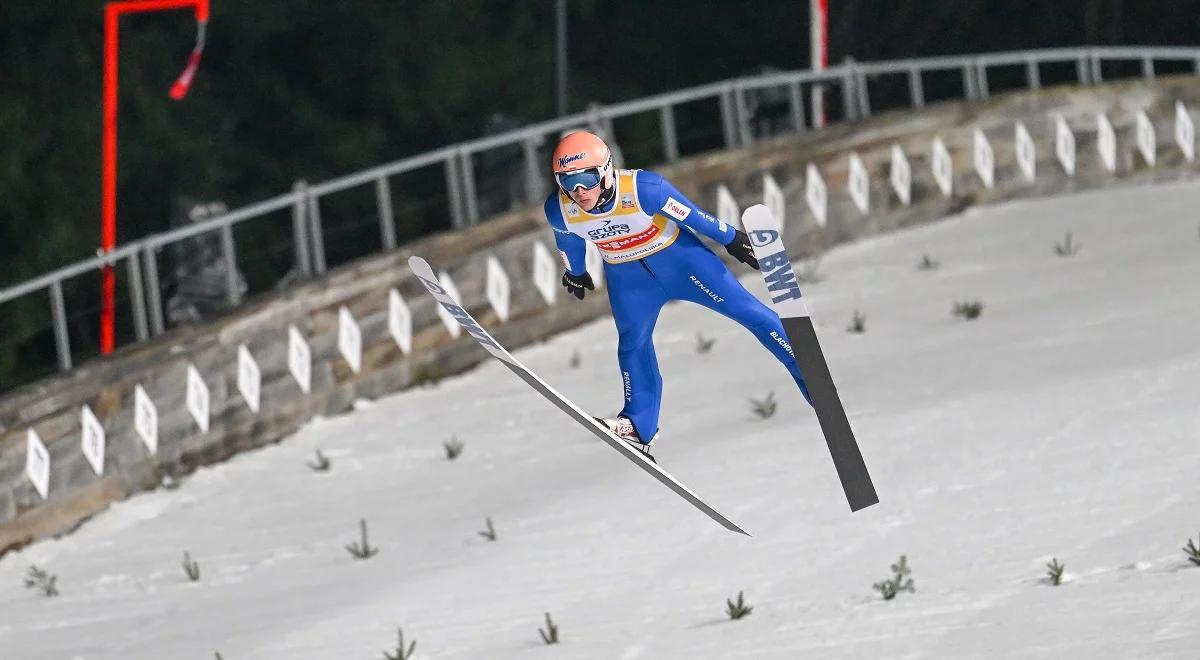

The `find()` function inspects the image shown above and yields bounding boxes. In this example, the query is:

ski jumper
[544,169,812,439]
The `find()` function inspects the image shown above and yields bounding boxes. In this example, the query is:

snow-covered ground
[3,180,1199,660]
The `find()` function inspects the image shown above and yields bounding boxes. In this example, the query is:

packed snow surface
[3,180,1199,659]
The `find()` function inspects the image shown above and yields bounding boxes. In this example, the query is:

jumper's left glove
[724,230,760,270]
[561,270,595,300]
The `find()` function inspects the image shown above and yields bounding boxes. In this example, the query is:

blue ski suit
[545,169,811,440]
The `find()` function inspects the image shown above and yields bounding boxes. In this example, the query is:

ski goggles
[555,166,605,193]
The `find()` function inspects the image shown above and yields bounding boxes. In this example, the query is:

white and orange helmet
[552,131,615,196]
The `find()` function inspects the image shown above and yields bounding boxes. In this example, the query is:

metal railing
[3,46,1199,384]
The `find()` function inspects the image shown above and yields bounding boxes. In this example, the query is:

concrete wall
[3,75,1199,558]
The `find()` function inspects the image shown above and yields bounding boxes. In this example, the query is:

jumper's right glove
[561,270,595,300]
[724,230,760,270]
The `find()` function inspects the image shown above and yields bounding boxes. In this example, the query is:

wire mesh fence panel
[389,164,456,243]
[313,183,389,271]
[230,208,302,298]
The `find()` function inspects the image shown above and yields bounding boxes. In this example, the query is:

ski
[408,256,750,536]
[740,205,879,512]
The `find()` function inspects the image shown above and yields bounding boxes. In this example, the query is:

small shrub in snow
[917,254,939,271]
[873,555,915,601]
[444,435,464,460]
[725,590,753,620]
[307,449,331,472]
[23,565,58,597]
[1045,558,1065,585]
[749,392,777,419]
[383,627,416,660]
[848,310,866,333]
[1053,232,1081,257]
[695,332,716,354]
[478,517,497,542]
[346,519,379,560]
[182,552,201,582]
[952,301,984,320]
[569,349,581,368]
[214,653,223,660]
[1183,534,1200,566]
[538,612,560,645]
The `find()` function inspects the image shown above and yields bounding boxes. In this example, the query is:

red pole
[100,0,207,355]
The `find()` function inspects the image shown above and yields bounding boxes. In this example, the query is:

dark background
[1,0,1197,387]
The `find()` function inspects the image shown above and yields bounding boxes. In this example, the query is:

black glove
[724,230,760,270]
[562,270,595,300]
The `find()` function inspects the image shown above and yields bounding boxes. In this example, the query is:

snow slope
[2,180,1199,660]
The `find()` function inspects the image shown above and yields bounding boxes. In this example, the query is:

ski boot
[596,416,659,463]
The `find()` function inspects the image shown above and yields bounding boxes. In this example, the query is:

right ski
[408,255,750,536]
[740,204,879,512]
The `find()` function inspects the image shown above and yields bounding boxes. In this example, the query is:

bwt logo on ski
[557,152,587,168]
[759,251,803,303]
[415,275,500,350]
[588,223,630,240]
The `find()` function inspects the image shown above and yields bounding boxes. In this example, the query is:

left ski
[740,204,879,512]
[408,255,749,536]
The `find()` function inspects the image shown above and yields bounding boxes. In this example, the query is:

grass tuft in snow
[23,565,58,597]
[538,612,560,645]
[797,255,823,284]
[725,590,754,620]
[215,653,223,659]
[444,435,464,460]
[749,392,777,419]
[307,449,331,472]
[182,552,201,582]
[952,300,984,320]
[382,627,417,660]
[848,310,867,333]
[1054,232,1081,257]
[917,254,940,271]
[346,519,380,560]
[1183,534,1200,566]
[1045,558,1066,585]
[873,555,916,601]
[569,349,581,368]
[478,517,497,542]
[695,332,716,354]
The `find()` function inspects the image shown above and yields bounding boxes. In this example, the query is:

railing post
[962,63,978,101]
[1026,58,1042,89]
[856,69,871,118]
[734,83,753,145]
[375,176,397,250]
[1141,55,1155,79]
[307,192,327,275]
[719,84,739,148]
[126,250,149,342]
[841,66,859,121]
[460,149,479,226]
[143,244,164,336]
[1091,53,1103,84]
[444,154,465,229]
[291,180,311,278]
[523,136,545,204]
[909,66,925,108]
[49,280,71,371]
[976,61,990,100]
[659,104,680,162]
[1195,57,1200,74]
[788,80,807,132]
[220,222,241,306]
[1076,55,1091,85]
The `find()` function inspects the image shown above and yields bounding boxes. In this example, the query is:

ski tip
[740,204,771,225]
[407,255,429,271]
